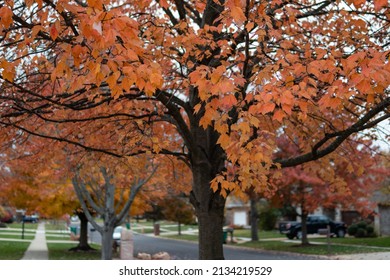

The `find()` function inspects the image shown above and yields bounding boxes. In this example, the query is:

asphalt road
[133,233,320,260]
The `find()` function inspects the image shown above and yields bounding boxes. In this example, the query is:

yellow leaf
[217,133,230,149]
[0,60,15,82]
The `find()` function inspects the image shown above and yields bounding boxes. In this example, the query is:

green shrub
[259,208,280,231]
[366,225,374,234]
[356,221,368,229]
[348,224,358,236]
[355,228,367,238]
[348,221,377,238]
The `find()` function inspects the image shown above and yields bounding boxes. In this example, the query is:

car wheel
[286,234,294,240]
[296,231,302,239]
[336,229,345,238]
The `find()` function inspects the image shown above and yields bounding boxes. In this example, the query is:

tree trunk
[250,197,259,241]
[178,222,181,235]
[69,212,94,251]
[301,212,309,245]
[101,227,115,260]
[78,213,90,249]
[196,202,225,259]
[190,162,226,259]
[188,110,227,259]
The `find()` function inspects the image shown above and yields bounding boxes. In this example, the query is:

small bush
[366,225,374,234]
[355,228,367,238]
[348,221,377,238]
[356,221,368,229]
[259,208,280,231]
[347,224,358,236]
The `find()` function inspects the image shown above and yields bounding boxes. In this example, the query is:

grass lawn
[310,236,390,247]
[164,234,199,242]
[0,233,35,240]
[6,223,38,231]
[45,222,68,231]
[47,243,101,260]
[236,240,390,256]
[0,240,31,260]
[132,227,155,234]
[233,229,281,239]
[45,234,72,241]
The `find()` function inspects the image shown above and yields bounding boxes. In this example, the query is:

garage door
[233,211,247,226]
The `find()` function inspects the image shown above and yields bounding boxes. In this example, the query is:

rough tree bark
[250,197,259,242]
[189,125,227,259]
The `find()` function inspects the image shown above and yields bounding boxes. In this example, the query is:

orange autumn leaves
[0,0,388,202]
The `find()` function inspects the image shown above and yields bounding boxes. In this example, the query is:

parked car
[23,215,39,223]
[1,214,14,223]
[279,215,347,239]
[113,226,122,246]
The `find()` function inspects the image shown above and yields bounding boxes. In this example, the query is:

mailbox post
[22,215,25,240]
[120,228,134,260]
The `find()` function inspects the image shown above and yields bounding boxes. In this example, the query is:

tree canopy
[1,0,389,259]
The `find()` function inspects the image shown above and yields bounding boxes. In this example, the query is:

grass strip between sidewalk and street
[164,234,199,242]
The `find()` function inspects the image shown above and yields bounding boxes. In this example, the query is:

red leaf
[374,0,388,11]
[50,24,59,40]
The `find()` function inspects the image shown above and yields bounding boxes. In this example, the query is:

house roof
[225,196,250,208]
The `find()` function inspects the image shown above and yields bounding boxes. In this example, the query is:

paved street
[133,234,321,260]
[12,222,389,260]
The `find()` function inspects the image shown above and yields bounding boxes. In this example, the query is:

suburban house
[225,195,387,234]
[373,187,390,236]
[225,196,250,227]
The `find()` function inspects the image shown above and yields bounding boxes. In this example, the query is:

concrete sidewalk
[21,222,48,260]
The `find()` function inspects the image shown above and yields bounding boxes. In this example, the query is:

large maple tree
[1,0,389,259]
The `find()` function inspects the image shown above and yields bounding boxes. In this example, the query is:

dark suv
[279,215,347,239]
[23,215,39,223]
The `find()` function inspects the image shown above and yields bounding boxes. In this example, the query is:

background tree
[161,196,195,235]
[71,155,158,260]
[273,138,389,245]
[0,205,7,226]
[1,0,389,259]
